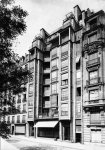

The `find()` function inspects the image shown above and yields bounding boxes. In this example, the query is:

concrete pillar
[59,121,62,140]
[26,123,29,137]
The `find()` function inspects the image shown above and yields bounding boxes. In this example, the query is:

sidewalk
[0,137,18,150]
[12,135,105,150]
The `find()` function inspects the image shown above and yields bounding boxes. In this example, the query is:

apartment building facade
[4,5,105,144]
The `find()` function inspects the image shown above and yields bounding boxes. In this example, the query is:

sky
[13,0,105,56]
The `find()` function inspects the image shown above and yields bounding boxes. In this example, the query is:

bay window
[61,73,68,86]
[89,89,99,101]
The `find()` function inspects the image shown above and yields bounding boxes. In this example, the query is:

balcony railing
[84,99,105,107]
[86,57,100,68]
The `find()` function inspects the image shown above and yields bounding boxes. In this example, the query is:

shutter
[15,126,25,134]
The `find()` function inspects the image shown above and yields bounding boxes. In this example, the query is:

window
[88,33,97,43]
[23,104,26,112]
[12,116,15,123]
[76,87,81,96]
[61,73,68,85]
[51,47,57,59]
[76,70,81,80]
[61,44,68,58]
[28,108,33,118]
[17,105,21,113]
[51,71,58,82]
[28,96,33,106]
[90,89,99,100]
[51,95,58,107]
[17,95,21,103]
[29,84,33,93]
[51,83,57,94]
[23,93,26,102]
[89,52,98,60]
[44,86,50,96]
[61,57,68,71]
[51,59,58,70]
[61,88,68,100]
[22,115,26,123]
[61,30,69,44]
[61,103,68,116]
[89,70,98,84]
[17,115,20,123]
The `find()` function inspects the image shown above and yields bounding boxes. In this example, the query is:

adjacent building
[4,5,105,144]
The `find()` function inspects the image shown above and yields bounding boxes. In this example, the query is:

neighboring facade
[4,5,105,144]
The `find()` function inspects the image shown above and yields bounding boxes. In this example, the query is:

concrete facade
[3,5,105,144]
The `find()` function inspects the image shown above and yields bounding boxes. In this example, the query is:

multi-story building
[4,5,105,144]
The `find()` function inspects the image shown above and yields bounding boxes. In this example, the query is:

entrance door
[12,126,14,135]
[64,127,70,140]
[91,129,101,143]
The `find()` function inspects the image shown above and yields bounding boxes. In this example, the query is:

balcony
[43,79,50,85]
[84,99,105,107]
[43,69,50,74]
[47,33,59,42]
[86,57,100,68]
[86,77,101,87]
[44,57,50,62]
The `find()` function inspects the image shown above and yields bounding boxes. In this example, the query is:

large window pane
[90,90,99,100]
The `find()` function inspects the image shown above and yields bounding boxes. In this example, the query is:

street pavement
[1,135,105,150]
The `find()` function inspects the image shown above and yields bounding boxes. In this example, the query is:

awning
[34,121,58,128]
[76,55,81,63]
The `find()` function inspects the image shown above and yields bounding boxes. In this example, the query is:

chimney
[74,5,81,21]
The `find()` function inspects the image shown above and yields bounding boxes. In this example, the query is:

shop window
[61,73,68,86]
